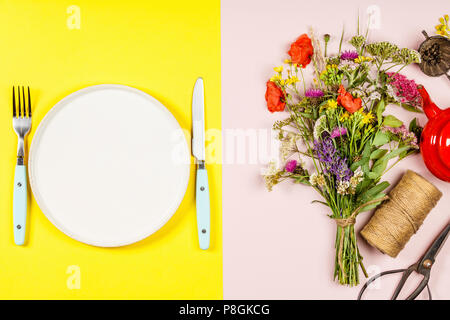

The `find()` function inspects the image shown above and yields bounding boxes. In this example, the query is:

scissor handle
[404,274,431,300]
[358,268,406,300]
[358,267,432,300]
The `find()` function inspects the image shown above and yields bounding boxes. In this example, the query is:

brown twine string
[361,170,442,258]
[333,196,390,280]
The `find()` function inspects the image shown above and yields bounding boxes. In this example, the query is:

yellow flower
[284,59,291,64]
[354,56,373,64]
[435,15,450,37]
[327,99,338,109]
[319,99,338,113]
[285,76,299,85]
[270,74,281,82]
[274,66,283,73]
[340,112,350,122]
[362,111,375,124]
[327,64,338,70]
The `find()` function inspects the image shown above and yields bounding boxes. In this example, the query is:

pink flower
[340,50,359,60]
[330,127,347,139]
[382,125,419,149]
[285,160,297,173]
[305,88,324,98]
[387,72,422,107]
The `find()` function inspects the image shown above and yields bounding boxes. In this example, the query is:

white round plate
[29,84,190,247]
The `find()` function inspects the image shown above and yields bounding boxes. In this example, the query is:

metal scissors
[358,222,450,300]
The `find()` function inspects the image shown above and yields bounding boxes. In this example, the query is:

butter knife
[192,77,210,250]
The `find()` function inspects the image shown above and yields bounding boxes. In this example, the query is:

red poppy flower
[265,81,285,112]
[337,85,362,113]
[288,34,314,68]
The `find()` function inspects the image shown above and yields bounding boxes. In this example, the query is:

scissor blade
[192,77,205,161]
[419,223,450,268]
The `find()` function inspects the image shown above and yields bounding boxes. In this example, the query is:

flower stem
[359,259,368,278]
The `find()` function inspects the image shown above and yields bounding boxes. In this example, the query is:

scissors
[358,222,450,300]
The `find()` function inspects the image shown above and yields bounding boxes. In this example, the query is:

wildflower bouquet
[264,28,423,286]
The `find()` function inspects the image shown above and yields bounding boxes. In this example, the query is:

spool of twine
[361,170,442,258]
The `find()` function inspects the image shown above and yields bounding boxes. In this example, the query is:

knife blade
[192,77,210,250]
[192,78,205,161]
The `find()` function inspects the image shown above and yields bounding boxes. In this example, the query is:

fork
[12,86,32,245]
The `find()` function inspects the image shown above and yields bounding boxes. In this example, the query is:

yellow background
[0,0,222,299]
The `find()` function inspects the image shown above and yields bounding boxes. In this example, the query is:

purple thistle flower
[330,127,347,139]
[313,137,353,182]
[305,88,324,98]
[340,50,359,60]
[285,160,297,173]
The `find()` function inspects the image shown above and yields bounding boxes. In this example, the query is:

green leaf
[375,99,386,125]
[398,149,408,159]
[298,112,315,119]
[350,162,361,172]
[370,149,388,160]
[358,181,390,203]
[368,159,388,180]
[399,148,419,160]
[383,115,403,127]
[372,131,390,146]
[358,192,387,212]
[378,145,411,162]
[358,176,372,190]
[367,172,377,180]
[338,27,345,54]
[408,117,423,143]
[401,103,423,113]
[311,200,329,207]
[409,118,418,132]
[368,146,411,179]
[350,143,371,171]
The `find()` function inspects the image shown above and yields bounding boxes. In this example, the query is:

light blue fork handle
[13,164,27,245]
[196,167,210,250]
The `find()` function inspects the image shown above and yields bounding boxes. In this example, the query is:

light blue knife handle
[196,167,210,250]
[13,164,27,245]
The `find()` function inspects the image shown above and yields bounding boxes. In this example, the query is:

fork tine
[18,86,22,118]
[27,87,31,117]
[22,86,26,118]
[12,86,16,118]
[21,86,24,118]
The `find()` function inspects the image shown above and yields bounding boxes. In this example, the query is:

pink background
[222,0,450,299]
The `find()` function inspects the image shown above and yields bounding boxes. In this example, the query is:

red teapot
[418,86,450,182]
